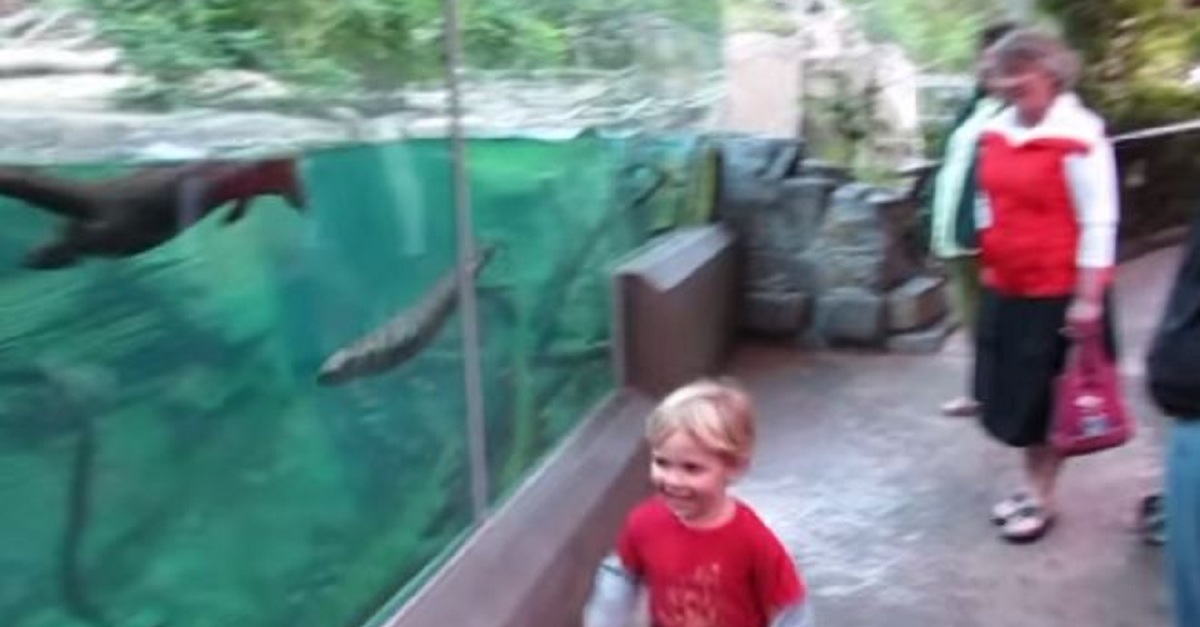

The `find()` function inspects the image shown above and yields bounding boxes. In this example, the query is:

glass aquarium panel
[0,0,729,622]
[455,0,726,502]
[0,139,473,627]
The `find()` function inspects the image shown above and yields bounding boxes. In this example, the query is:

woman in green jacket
[927,20,1016,417]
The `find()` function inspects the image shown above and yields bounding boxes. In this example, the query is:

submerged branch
[59,410,108,626]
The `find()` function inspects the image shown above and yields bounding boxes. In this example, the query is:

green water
[0,133,712,627]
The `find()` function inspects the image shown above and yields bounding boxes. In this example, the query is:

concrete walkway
[729,247,1181,627]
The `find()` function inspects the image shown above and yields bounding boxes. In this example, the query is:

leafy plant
[805,69,886,172]
[63,0,720,107]
[724,0,798,36]
[842,0,1009,72]
[1037,0,1200,129]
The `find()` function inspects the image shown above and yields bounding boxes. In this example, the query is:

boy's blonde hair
[646,378,756,467]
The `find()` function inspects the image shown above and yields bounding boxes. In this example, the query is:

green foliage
[723,0,1001,68]
[65,0,721,107]
[805,70,888,173]
[843,0,1008,71]
[1036,1,1200,242]
[459,1,568,69]
[1038,0,1200,129]
[827,73,882,164]
[68,0,438,106]
[1101,80,1200,132]
[725,0,798,35]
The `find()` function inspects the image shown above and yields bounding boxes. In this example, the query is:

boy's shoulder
[624,496,673,530]
[731,500,787,542]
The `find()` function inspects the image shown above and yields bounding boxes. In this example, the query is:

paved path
[728,247,1181,627]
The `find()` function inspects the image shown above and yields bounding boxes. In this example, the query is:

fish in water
[316,246,497,386]
[0,157,305,269]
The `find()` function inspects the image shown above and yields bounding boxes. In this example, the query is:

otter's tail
[0,167,97,219]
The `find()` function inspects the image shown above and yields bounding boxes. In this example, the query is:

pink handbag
[1050,327,1134,456]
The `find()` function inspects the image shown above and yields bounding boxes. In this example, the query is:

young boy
[582,379,813,627]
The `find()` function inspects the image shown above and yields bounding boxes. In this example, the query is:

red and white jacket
[976,93,1120,297]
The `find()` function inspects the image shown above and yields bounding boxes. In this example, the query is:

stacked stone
[715,133,952,352]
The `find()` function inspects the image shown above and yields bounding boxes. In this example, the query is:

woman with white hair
[971,28,1121,543]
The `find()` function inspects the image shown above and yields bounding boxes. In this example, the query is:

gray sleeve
[770,600,815,627]
[582,554,641,627]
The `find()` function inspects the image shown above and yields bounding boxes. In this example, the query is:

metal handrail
[1113,117,1200,145]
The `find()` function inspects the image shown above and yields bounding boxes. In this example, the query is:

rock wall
[720,32,803,138]
[715,133,951,352]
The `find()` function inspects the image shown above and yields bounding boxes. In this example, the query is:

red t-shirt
[617,497,805,627]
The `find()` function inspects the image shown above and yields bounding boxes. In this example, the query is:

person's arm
[1064,131,1120,331]
[770,600,815,627]
[751,517,811,627]
[915,89,986,207]
[581,553,641,627]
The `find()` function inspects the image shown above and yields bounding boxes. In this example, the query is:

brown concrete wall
[613,225,740,397]
[382,224,740,627]
[382,390,653,627]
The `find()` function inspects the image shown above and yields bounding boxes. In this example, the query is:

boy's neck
[678,494,737,530]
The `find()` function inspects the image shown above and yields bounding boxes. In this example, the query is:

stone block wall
[715,133,952,352]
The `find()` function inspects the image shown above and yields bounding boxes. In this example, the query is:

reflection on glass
[0,0,727,624]
[458,0,725,503]
[0,142,472,627]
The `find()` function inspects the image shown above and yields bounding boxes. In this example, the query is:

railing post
[442,0,490,523]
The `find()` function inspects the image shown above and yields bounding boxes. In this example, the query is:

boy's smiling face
[650,430,742,526]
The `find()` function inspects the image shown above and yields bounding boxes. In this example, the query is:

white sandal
[941,396,980,417]
[1001,502,1056,544]
[991,492,1034,525]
